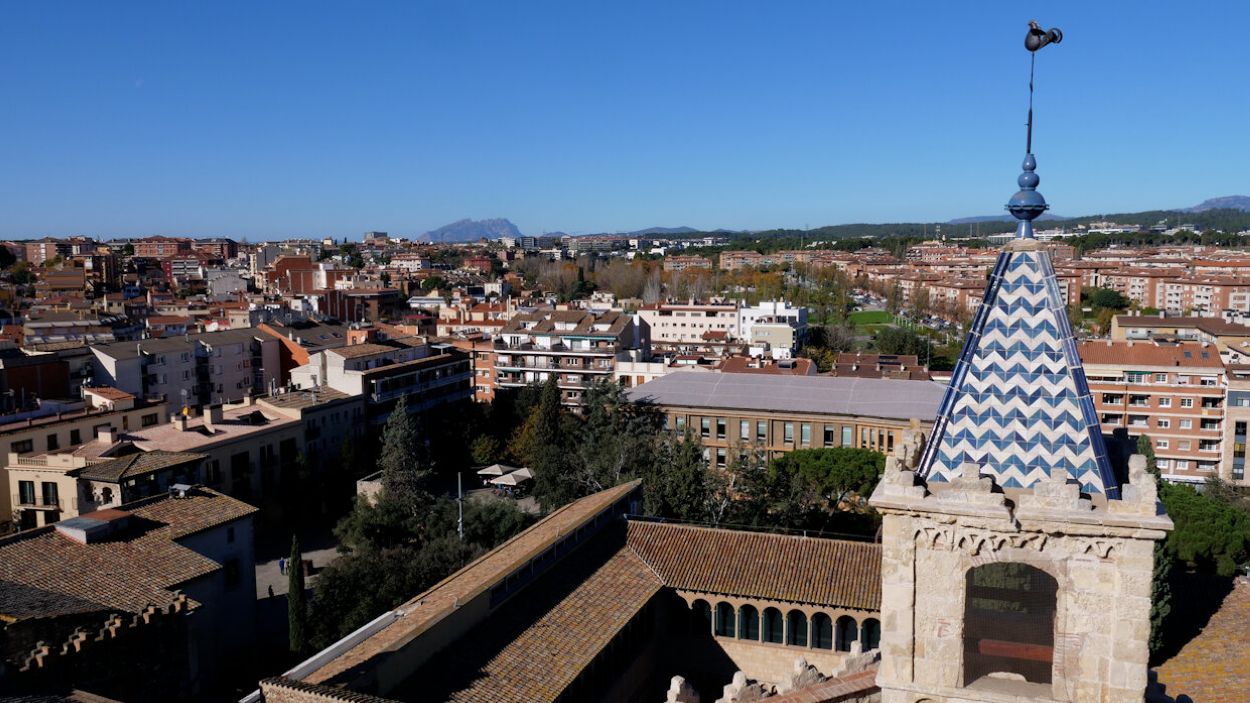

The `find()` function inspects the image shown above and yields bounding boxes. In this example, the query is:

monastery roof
[625,520,881,611]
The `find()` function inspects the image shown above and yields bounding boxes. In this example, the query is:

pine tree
[529,376,571,511]
[288,534,307,654]
[379,396,430,513]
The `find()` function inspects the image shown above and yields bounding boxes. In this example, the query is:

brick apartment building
[133,235,194,259]
[1081,340,1226,483]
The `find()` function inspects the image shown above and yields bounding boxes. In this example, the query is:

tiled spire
[916,152,1119,497]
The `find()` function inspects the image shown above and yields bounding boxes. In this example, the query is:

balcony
[13,494,76,511]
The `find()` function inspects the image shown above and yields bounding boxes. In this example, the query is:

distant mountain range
[1186,195,1250,212]
[419,218,521,243]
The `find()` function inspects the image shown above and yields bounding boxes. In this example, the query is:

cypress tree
[288,534,307,654]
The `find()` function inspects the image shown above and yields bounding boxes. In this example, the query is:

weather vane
[1007,20,1063,239]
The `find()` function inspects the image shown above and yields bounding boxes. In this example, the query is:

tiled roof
[76,450,206,482]
[305,481,642,685]
[405,532,663,703]
[766,669,879,703]
[1078,340,1224,369]
[0,487,255,621]
[626,521,881,611]
[1153,576,1250,701]
[259,678,401,703]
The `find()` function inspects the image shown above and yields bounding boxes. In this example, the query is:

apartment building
[90,329,281,412]
[625,372,943,467]
[1222,368,1250,486]
[662,255,713,272]
[495,309,639,406]
[1160,276,1250,317]
[639,301,738,352]
[0,387,162,528]
[450,333,497,402]
[133,235,194,259]
[290,337,472,421]
[1080,340,1226,483]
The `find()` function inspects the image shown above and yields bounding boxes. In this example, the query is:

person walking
[278,557,286,575]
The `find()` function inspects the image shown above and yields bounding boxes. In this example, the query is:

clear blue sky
[2,2,1247,240]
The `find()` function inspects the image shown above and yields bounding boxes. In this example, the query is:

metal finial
[1008,21,1062,239]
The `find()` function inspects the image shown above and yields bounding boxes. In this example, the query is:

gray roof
[626,372,944,422]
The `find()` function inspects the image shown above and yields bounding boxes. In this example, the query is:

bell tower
[868,22,1171,703]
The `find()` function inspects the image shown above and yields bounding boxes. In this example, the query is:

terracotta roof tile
[626,521,881,611]
[1078,340,1224,369]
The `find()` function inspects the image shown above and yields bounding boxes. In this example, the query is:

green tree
[885,282,903,315]
[645,429,712,522]
[571,381,660,494]
[527,376,575,511]
[1085,287,1129,311]
[1160,481,1250,576]
[470,434,502,466]
[288,535,307,654]
[1149,541,1173,660]
[771,447,885,508]
[421,276,447,292]
[875,326,926,356]
[379,397,430,514]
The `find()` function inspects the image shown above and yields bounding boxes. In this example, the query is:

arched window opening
[860,618,881,650]
[762,607,784,644]
[739,604,760,641]
[691,599,712,635]
[835,616,859,652]
[715,602,736,638]
[964,563,1057,688]
[786,610,808,647]
[812,613,833,650]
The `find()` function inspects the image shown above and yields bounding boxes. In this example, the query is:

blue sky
[1,2,1247,240]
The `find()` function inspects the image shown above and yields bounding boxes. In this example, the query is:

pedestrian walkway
[256,543,341,599]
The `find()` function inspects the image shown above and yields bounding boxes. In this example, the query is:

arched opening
[835,615,859,652]
[786,610,808,647]
[963,562,1057,688]
[691,599,712,635]
[860,618,881,650]
[762,607,783,644]
[738,604,760,641]
[812,613,833,650]
[715,602,736,637]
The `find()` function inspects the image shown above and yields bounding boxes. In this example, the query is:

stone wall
[870,433,1172,703]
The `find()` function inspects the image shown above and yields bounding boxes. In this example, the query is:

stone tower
[868,78,1172,699]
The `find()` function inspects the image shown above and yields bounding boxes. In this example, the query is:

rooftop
[123,403,299,453]
[1078,340,1224,369]
[76,450,207,482]
[0,487,256,622]
[626,372,943,422]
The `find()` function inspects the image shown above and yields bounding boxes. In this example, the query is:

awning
[476,463,517,477]
[491,468,534,486]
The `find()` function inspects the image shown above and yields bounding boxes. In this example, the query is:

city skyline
[2,2,1248,239]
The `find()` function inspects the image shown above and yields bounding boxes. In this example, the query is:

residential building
[662,255,713,272]
[90,329,281,412]
[0,486,257,700]
[738,300,808,358]
[1081,340,1226,483]
[24,237,73,265]
[495,309,639,406]
[626,372,943,466]
[290,337,472,422]
[133,235,194,259]
[1222,367,1250,486]
[638,301,739,352]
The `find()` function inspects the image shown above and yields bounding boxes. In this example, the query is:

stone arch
[963,562,1057,687]
[762,607,784,644]
[860,617,881,650]
[786,609,808,647]
[811,612,834,650]
[835,615,858,652]
[690,598,711,635]
[715,601,736,637]
[738,604,760,641]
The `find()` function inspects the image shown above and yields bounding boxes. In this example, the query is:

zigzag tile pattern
[918,248,1119,496]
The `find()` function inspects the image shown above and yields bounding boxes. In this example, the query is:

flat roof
[626,372,944,422]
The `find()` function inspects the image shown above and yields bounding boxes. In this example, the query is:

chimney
[172,413,189,431]
[205,404,223,432]
[98,426,117,445]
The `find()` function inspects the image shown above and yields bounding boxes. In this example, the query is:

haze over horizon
[2,2,1247,240]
